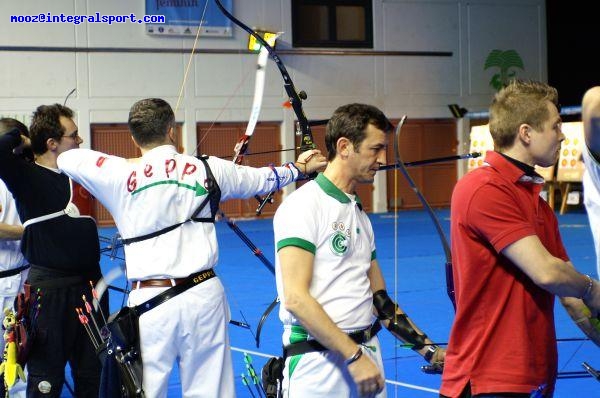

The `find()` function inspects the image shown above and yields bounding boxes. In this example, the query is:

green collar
[315,173,363,209]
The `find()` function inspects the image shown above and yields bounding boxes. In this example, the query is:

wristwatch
[423,345,439,362]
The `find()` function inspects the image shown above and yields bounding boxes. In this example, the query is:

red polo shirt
[440,151,568,397]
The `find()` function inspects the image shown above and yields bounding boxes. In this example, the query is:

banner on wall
[146,0,232,37]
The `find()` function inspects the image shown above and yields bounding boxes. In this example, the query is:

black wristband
[344,346,363,366]
[423,345,439,362]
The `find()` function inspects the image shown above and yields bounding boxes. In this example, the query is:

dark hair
[325,103,393,161]
[0,118,33,162]
[0,118,29,137]
[128,98,175,147]
[489,79,559,151]
[29,104,74,155]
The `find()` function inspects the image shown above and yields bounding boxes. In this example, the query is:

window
[292,0,373,48]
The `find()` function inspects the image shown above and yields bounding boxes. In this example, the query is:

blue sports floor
[63,209,599,397]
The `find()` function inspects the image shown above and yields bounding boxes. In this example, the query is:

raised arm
[582,86,600,157]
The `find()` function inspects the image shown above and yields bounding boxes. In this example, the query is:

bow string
[392,116,456,310]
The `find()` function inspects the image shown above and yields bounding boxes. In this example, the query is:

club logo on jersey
[329,221,350,256]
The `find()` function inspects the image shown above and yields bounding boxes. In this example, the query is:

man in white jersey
[0,118,31,398]
[56,98,326,397]
[582,87,600,278]
[274,104,445,397]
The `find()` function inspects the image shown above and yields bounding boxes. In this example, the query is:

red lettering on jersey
[96,156,107,167]
[182,163,197,177]
[165,159,176,178]
[127,171,137,192]
[144,164,153,177]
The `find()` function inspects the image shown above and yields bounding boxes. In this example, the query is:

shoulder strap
[191,155,221,222]
[121,156,221,245]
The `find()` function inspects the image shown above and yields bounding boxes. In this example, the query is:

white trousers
[282,335,386,398]
[128,277,235,398]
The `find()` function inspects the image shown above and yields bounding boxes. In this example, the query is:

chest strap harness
[121,156,221,245]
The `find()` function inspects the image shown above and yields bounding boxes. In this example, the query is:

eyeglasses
[62,131,80,140]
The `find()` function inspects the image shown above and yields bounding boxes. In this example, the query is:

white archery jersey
[274,174,376,332]
[58,145,299,280]
[0,179,27,295]
[583,145,600,278]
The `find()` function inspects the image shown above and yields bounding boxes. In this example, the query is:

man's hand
[294,149,327,175]
[430,346,446,364]
[347,352,385,397]
[561,297,600,347]
[13,134,31,156]
[421,347,445,374]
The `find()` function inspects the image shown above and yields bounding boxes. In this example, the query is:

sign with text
[146,0,232,37]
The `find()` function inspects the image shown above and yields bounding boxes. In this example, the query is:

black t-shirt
[0,129,100,275]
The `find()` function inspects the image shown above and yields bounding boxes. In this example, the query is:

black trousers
[25,279,109,398]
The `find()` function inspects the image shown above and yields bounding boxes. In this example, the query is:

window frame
[291,0,373,48]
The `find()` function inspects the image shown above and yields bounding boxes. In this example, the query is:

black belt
[283,321,382,358]
[133,268,216,316]
[0,264,30,279]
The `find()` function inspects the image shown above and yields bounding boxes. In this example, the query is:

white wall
[0,0,547,210]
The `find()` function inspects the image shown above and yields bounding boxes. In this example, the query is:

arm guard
[373,289,428,350]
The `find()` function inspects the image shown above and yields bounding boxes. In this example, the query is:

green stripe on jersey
[276,237,316,253]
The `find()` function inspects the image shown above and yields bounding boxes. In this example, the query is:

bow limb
[392,116,456,310]
[214,0,315,153]
[214,0,317,214]
[232,45,271,165]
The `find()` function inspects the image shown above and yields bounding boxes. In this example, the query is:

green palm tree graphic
[484,49,524,91]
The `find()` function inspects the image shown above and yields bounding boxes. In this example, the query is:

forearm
[582,86,600,156]
[536,259,597,299]
[0,223,24,240]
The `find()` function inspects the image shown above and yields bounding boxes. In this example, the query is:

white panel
[383,57,459,96]
[88,53,183,98]
[288,56,377,97]
[383,1,459,51]
[84,0,180,49]
[1,0,76,46]
[382,1,460,95]
[467,3,544,95]
[0,52,77,98]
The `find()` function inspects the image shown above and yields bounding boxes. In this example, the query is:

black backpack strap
[121,156,221,245]
[121,223,187,245]
[190,155,221,222]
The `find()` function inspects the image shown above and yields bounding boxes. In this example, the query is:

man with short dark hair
[274,103,445,397]
[440,80,600,398]
[57,97,327,397]
[0,105,107,397]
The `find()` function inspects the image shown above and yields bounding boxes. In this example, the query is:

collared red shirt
[441,151,568,396]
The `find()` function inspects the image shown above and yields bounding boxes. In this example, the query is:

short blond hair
[489,80,558,151]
